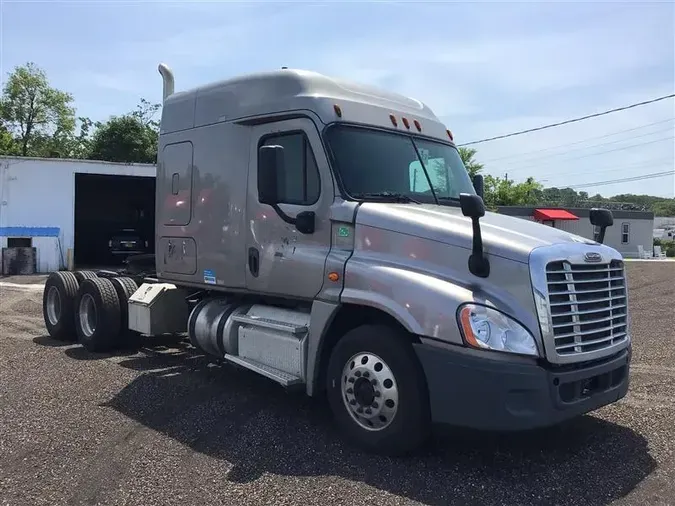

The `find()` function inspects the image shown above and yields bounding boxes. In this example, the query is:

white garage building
[0,156,156,273]
[497,205,655,258]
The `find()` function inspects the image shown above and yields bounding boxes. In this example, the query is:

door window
[261,132,320,205]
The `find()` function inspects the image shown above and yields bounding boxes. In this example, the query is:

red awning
[533,208,579,221]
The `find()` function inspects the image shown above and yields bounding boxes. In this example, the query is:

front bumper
[414,340,631,431]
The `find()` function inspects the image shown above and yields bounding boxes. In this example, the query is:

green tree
[0,62,76,157]
[652,199,675,217]
[458,146,484,178]
[69,117,97,159]
[89,114,158,164]
[87,98,160,163]
[0,121,18,155]
[131,97,161,128]
[483,175,543,209]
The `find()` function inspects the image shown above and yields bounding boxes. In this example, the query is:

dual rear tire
[42,271,138,352]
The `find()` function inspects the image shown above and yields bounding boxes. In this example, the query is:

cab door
[245,117,334,299]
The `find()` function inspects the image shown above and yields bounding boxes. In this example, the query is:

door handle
[248,247,259,277]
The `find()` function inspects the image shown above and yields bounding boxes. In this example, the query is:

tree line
[1,62,673,215]
[0,62,159,164]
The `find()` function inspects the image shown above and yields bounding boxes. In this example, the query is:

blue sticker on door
[203,269,216,285]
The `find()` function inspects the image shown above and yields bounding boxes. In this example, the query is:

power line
[506,135,675,174]
[457,93,675,147]
[523,157,673,183]
[565,170,675,189]
[502,127,674,171]
[479,118,675,165]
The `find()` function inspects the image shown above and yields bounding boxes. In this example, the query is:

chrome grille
[545,260,628,356]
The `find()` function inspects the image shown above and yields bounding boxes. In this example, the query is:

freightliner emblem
[584,252,602,263]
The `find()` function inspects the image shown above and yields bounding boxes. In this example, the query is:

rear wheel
[109,277,138,326]
[73,270,98,284]
[42,271,80,341]
[109,276,139,346]
[75,278,121,352]
[326,324,431,456]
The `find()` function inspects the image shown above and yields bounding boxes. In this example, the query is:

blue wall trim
[0,227,60,237]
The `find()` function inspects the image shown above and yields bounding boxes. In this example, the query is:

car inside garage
[74,173,156,268]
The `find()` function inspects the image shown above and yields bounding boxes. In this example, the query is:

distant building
[653,217,675,240]
[1,156,155,273]
[497,206,654,259]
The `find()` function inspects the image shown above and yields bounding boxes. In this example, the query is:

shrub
[655,239,675,257]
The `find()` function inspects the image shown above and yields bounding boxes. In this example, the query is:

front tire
[326,324,431,456]
[75,278,121,352]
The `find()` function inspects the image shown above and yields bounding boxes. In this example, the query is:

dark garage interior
[74,173,156,268]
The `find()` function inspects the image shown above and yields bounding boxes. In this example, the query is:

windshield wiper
[434,196,462,207]
[352,192,422,204]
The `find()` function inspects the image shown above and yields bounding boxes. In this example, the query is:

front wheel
[326,324,431,456]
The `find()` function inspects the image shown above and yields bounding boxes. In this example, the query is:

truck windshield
[324,124,475,203]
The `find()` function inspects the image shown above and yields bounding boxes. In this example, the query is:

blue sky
[2,0,674,198]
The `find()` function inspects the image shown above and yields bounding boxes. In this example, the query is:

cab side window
[262,132,320,205]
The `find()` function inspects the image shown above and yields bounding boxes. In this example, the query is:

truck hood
[355,202,597,263]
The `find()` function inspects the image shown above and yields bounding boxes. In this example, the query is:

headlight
[457,303,538,356]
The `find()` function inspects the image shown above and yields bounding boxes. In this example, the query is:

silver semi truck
[41,64,631,456]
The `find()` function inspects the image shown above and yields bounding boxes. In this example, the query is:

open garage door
[74,173,155,268]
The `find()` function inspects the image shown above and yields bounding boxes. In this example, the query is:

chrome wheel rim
[79,293,97,338]
[341,352,399,431]
[46,286,61,326]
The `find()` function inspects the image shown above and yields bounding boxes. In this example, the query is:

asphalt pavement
[0,262,673,506]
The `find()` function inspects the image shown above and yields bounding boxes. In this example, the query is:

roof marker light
[414,120,421,131]
[446,129,454,141]
[389,114,398,127]
[334,104,342,117]
[402,117,410,129]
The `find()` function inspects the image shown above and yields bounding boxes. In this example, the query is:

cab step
[224,354,304,387]
[230,314,308,335]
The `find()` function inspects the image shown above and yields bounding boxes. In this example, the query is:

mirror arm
[272,204,297,226]
[594,226,607,244]
[270,205,314,235]
[468,217,490,278]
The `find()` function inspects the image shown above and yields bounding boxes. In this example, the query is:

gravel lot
[1,262,674,506]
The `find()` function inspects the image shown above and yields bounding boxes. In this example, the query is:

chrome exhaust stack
[157,63,175,102]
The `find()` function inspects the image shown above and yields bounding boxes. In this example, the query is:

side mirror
[459,193,485,219]
[472,174,484,200]
[589,208,614,228]
[590,208,614,245]
[258,145,283,205]
[256,144,315,236]
[459,193,489,278]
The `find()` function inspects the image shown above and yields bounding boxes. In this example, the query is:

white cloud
[8,0,672,196]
